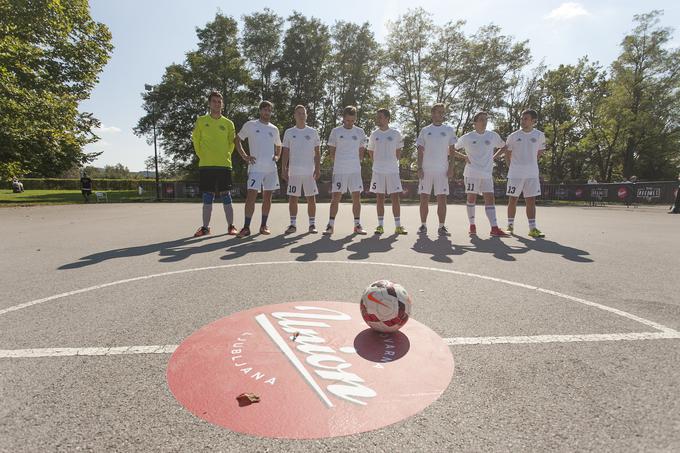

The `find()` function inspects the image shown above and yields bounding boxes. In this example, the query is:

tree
[609,10,680,179]
[135,13,252,180]
[0,0,112,176]
[279,12,331,126]
[241,9,284,101]
[384,8,433,141]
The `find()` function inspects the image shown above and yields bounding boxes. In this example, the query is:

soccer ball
[360,280,412,332]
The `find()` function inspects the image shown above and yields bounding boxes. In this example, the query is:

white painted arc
[2,331,680,359]
[1,261,678,336]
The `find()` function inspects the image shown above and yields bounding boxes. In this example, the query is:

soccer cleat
[354,224,368,235]
[507,224,514,234]
[236,227,251,238]
[260,225,271,235]
[394,226,408,235]
[528,228,545,238]
[322,224,334,235]
[227,224,238,235]
[284,225,297,234]
[490,226,510,237]
[374,225,384,235]
[438,226,450,236]
[418,225,427,234]
[469,224,477,236]
[193,226,210,237]
[308,224,318,234]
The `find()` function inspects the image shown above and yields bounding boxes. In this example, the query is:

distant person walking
[80,173,92,202]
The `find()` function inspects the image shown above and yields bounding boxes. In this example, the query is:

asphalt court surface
[1,202,679,451]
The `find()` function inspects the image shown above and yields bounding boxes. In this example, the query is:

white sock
[328,218,335,227]
[485,205,497,227]
[395,217,401,227]
[290,216,296,226]
[529,219,537,229]
[508,217,514,227]
[439,222,445,228]
[378,216,384,226]
[309,216,315,226]
[354,217,360,226]
[466,203,475,225]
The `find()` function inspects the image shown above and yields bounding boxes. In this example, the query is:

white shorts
[247,171,280,193]
[419,171,449,196]
[506,178,541,197]
[286,175,318,197]
[332,172,363,193]
[370,172,403,195]
[464,176,494,194]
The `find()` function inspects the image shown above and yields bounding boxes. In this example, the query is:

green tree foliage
[133,8,679,183]
[0,0,112,176]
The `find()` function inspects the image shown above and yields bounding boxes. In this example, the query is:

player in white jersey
[234,100,282,238]
[416,103,457,236]
[453,111,509,237]
[503,109,546,238]
[281,105,321,234]
[323,105,368,236]
[367,108,407,235]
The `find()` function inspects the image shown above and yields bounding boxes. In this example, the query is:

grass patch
[0,190,153,206]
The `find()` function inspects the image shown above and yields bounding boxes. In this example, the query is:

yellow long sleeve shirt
[191,114,235,168]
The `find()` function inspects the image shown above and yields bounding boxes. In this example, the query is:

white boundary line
[3,331,680,359]
[0,261,678,359]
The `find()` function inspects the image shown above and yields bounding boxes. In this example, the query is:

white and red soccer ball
[360,280,412,332]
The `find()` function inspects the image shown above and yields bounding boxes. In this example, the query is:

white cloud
[95,125,121,134]
[545,2,590,21]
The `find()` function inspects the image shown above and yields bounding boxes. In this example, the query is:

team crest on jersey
[440,132,446,136]
[293,135,297,138]
[387,136,393,141]
[427,132,432,135]
[219,125,226,130]
[352,136,358,140]
[530,137,537,143]
[305,135,311,140]
[340,135,344,139]
[485,140,491,145]
[268,131,274,137]
[205,123,210,127]
[375,137,380,141]
[256,129,260,133]
[516,138,522,141]
[472,140,477,144]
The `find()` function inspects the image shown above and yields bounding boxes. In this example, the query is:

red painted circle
[618,186,629,199]
[167,301,454,439]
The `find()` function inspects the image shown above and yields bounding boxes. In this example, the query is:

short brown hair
[343,105,357,117]
[473,111,489,122]
[431,103,446,113]
[521,109,538,120]
[294,105,307,112]
[208,91,223,102]
[377,108,391,120]
[259,100,274,110]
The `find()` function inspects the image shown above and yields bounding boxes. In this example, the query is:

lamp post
[145,84,161,201]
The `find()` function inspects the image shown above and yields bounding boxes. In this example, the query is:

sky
[81,0,680,172]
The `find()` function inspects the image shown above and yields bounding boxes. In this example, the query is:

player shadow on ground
[220,232,309,261]
[411,234,466,263]
[58,234,227,269]
[345,234,399,260]
[289,234,355,262]
[463,235,528,262]
[513,236,593,263]
[353,329,410,362]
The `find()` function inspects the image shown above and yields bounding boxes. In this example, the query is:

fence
[6,178,678,205]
